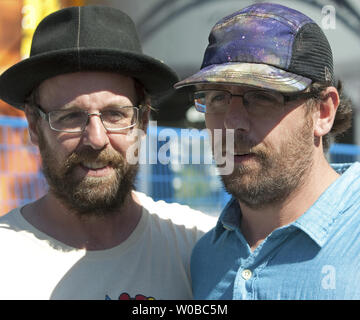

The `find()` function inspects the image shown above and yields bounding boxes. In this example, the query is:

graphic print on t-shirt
[105,292,155,300]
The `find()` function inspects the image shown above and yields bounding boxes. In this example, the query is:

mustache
[220,132,259,154]
[63,147,126,173]
[217,132,271,163]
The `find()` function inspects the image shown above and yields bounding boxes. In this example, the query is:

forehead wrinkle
[51,91,136,112]
[37,71,138,110]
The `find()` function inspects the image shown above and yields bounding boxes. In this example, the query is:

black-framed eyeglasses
[34,104,140,133]
[193,89,315,114]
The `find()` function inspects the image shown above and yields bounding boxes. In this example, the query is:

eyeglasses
[34,104,140,133]
[193,89,313,114]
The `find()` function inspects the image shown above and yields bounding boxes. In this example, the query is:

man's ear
[313,87,339,138]
[24,105,40,146]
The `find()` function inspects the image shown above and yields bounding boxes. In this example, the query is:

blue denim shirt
[191,163,360,299]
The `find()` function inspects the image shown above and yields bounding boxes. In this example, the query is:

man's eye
[67,111,84,118]
[210,94,227,103]
[257,93,278,102]
[105,110,124,117]
[246,92,282,106]
[103,110,127,122]
[57,111,84,122]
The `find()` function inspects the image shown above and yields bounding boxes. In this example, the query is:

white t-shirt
[0,191,217,300]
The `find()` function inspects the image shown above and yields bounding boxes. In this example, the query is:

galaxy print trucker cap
[174,3,334,93]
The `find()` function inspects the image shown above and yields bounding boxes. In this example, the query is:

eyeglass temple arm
[33,104,49,121]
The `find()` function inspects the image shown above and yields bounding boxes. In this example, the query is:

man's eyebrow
[58,101,136,111]
[103,102,136,107]
[58,103,82,110]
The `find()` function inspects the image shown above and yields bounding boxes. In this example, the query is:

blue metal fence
[0,115,358,216]
[0,116,47,214]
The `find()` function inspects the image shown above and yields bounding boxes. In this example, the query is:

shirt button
[241,269,252,280]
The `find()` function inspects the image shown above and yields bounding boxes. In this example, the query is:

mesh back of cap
[289,23,334,85]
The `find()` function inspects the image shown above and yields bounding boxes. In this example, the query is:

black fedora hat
[0,5,179,109]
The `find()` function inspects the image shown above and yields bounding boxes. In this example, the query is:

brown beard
[220,116,314,209]
[37,131,138,218]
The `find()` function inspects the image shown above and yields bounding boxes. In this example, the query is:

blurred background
[1,0,359,216]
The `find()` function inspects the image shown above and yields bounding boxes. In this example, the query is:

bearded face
[37,128,139,217]
[218,114,314,209]
[28,72,147,218]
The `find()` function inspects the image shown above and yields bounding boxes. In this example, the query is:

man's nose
[82,113,109,150]
[223,97,250,132]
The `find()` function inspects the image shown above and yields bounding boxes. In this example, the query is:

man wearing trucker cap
[175,3,358,299]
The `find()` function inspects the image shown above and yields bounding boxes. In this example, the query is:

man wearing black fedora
[0,5,215,300]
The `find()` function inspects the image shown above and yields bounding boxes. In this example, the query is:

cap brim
[174,63,312,93]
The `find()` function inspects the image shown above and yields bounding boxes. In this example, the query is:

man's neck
[21,191,143,250]
[239,158,340,252]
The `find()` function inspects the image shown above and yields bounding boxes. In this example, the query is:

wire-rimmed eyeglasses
[193,89,315,114]
[34,104,140,133]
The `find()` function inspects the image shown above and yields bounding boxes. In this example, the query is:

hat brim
[0,48,179,109]
[174,62,312,93]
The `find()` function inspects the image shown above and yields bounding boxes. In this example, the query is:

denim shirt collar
[214,162,360,247]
